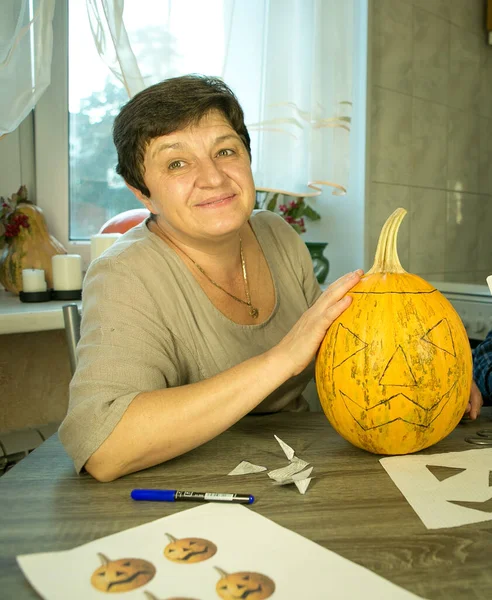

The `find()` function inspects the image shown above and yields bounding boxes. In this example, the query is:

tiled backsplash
[367,0,492,284]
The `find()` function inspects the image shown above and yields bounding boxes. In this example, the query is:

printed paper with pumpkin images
[17,503,425,599]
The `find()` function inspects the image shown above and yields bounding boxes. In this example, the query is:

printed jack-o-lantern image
[144,591,200,600]
[164,533,217,564]
[214,566,275,600]
[90,552,156,593]
[316,208,472,455]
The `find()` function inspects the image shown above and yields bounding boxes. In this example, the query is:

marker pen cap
[131,489,175,501]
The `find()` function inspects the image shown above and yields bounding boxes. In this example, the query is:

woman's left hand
[464,380,483,420]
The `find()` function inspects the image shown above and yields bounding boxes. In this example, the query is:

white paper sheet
[380,448,492,529]
[227,460,267,475]
[17,503,426,599]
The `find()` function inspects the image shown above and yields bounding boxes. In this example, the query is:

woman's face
[135,110,256,244]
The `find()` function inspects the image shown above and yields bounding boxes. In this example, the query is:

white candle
[52,254,83,291]
[22,269,47,293]
[90,233,122,262]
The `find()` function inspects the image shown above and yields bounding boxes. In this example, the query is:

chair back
[62,303,81,376]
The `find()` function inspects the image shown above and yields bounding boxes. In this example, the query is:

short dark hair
[113,74,251,197]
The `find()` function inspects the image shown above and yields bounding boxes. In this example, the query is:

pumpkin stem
[366,208,407,275]
[165,533,177,543]
[97,552,110,565]
[214,566,229,578]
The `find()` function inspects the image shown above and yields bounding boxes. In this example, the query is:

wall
[0,114,62,434]
[367,0,492,284]
[0,330,71,432]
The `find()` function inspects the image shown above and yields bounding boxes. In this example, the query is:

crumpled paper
[228,435,314,494]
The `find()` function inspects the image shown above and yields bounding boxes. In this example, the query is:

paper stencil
[380,448,492,529]
[18,503,425,599]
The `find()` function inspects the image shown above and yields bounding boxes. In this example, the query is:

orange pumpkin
[215,567,275,600]
[99,208,150,234]
[0,186,66,294]
[164,533,217,564]
[90,552,156,593]
[316,208,472,455]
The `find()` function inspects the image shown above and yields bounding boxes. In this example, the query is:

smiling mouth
[198,194,234,207]
[106,570,153,591]
[237,585,262,599]
[178,547,209,561]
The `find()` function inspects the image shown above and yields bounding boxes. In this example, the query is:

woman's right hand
[274,269,363,377]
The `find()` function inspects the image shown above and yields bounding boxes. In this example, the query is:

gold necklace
[157,224,259,319]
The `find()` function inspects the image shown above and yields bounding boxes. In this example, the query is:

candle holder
[51,289,82,301]
[19,290,52,303]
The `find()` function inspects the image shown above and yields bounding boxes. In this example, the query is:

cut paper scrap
[270,435,313,494]
[295,477,313,495]
[227,460,267,475]
[272,467,314,494]
[274,434,295,460]
[272,466,313,486]
[267,456,309,482]
[380,448,492,529]
[17,503,425,600]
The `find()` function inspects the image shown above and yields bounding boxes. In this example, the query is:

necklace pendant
[249,306,259,319]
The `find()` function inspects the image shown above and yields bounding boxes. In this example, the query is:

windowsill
[0,289,81,335]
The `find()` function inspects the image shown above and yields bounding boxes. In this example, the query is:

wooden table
[1,411,491,599]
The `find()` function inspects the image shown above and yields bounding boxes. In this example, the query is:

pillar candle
[52,254,83,291]
[90,233,122,262]
[22,269,47,293]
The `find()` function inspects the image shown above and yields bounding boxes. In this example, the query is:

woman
[59,74,363,481]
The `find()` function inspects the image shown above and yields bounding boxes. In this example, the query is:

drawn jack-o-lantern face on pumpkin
[164,533,217,564]
[317,210,473,455]
[316,275,472,455]
[215,567,275,600]
[90,552,156,593]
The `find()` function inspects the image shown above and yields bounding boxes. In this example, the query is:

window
[35,0,367,279]
[68,0,227,239]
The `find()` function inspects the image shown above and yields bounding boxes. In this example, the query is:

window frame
[35,0,93,266]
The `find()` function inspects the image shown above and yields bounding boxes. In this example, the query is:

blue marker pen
[131,489,255,504]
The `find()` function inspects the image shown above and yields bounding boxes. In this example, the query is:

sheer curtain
[0,0,55,136]
[86,0,353,198]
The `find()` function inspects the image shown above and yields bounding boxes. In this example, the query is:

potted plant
[255,190,329,284]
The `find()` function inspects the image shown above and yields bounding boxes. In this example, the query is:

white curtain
[0,0,56,136]
[86,0,353,197]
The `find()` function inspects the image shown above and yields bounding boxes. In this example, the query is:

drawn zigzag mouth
[179,546,209,561]
[106,570,153,591]
[340,382,457,430]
